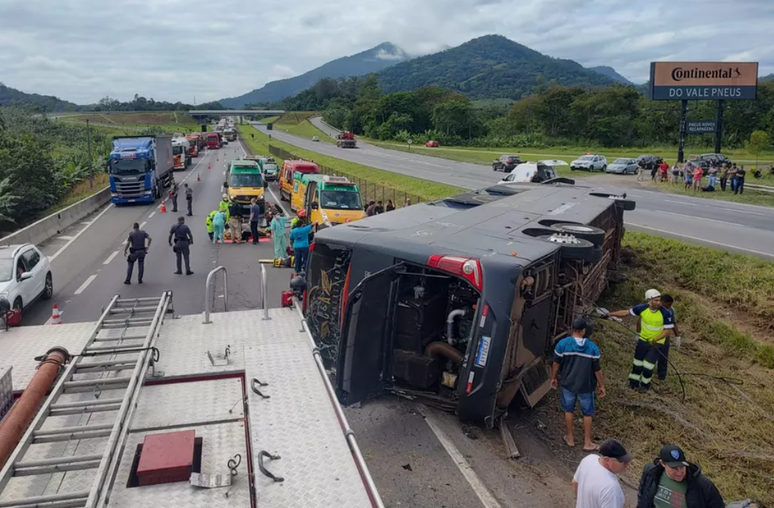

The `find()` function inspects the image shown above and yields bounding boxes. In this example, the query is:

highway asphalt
[260,118,774,260]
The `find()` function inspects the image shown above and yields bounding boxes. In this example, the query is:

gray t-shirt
[128,230,149,251]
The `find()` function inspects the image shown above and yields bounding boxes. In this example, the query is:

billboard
[650,62,758,100]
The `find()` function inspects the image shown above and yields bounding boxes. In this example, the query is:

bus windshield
[319,190,361,210]
[230,172,263,188]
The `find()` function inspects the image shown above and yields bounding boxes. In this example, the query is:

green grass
[581,231,774,504]
[238,124,463,203]
[39,174,110,218]
[280,120,335,144]
[273,112,319,126]
[643,177,774,207]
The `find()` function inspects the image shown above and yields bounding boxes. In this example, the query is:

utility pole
[87,119,93,189]
[714,100,724,154]
[677,100,688,163]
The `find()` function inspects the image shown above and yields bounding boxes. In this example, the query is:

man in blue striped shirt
[551,318,607,451]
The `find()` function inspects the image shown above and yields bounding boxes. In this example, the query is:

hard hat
[645,289,661,301]
[297,210,307,218]
[222,194,228,200]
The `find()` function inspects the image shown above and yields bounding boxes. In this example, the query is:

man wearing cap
[551,318,606,451]
[607,289,674,393]
[637,445,724,508]
[573,439,631,508]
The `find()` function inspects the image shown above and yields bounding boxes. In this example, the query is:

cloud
[0,0,771,104]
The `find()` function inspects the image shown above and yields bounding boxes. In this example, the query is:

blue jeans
[708,175,716,188]
[294,246,309,274]
[561,388,595,416]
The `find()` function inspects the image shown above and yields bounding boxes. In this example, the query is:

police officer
[123,222,151,284]
[606,289,674,393]
[168,180,179,213]
[168,216,194,275]
[184,183,193,216]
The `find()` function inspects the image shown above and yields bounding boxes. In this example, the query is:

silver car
[606,158,638,175]
[570,154,607,172]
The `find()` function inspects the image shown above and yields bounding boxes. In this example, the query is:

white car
[498,162,558,184]
[570,154,607,172]
[0,244,53,322]
[312,136,320,142]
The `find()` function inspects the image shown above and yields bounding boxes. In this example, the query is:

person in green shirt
[636,445,724,508]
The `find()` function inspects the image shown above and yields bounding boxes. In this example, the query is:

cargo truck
[224,128,237,141]
[108,136,174,205]
[172,137,190,170]
[206,132,221,149]
[336,131,357,148]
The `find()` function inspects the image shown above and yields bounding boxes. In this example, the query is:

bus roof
[285,160,320,173]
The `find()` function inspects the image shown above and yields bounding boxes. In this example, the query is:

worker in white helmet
[604,289,675,393]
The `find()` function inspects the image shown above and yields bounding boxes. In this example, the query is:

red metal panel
[137,430,195,486]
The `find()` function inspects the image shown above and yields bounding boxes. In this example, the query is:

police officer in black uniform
[124,222,151,284]
[168,216,194,275]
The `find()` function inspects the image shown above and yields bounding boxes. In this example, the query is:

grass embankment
[644,176,774,207]
[269,113,334,144]
[238,124,463,202]
[536,231,774,504]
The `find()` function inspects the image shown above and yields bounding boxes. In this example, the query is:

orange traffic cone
[160,200,167,213]
[51,303,62,325]
[197,173,201,182]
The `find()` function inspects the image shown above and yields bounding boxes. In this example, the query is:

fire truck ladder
[0,292,174,508]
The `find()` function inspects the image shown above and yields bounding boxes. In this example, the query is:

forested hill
[221,42,408,107]
[0,83,78,112]
[588,66,634,85]
[375,35,615,99]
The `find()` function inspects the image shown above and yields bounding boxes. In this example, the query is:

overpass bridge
[188,109,284,121]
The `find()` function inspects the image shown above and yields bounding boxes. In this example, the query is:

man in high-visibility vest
[205,210,217,241]
[606,289,674,393]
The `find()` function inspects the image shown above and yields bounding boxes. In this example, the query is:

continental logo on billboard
[650,62,758,101]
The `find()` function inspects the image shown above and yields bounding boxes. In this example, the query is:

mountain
[762,74,774,83]
[0,83,79,112]
[375,35,616,100]
[588,66,633,85]
[221,42,408,107]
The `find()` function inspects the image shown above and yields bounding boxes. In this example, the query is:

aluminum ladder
[0,292,174,508]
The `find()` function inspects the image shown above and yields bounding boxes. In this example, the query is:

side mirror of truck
[223,182,228,188]
[311,202,319,210]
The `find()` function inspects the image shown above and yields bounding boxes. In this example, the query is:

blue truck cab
[108,136,174,205]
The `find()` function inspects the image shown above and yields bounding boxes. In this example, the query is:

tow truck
[336,132,357,149]
[290,174,365,226]
[0,274,384,507]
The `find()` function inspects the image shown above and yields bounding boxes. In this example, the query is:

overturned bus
[304,182,635,428]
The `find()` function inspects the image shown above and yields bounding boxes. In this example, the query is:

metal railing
[260,264,270,321]
[291,303,385,508]
[203,266,228,324]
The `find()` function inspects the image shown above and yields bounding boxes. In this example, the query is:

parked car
[312,136,320,142]
[636,154,663,171]
[570,154,607,172]
[0,244,53,324]
[697,153,732,167]
[492,155,523,172]
[425,140,440,147]
[606,158,639,175]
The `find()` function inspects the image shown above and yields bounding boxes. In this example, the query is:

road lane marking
[419,406,503,508]
[74,274,98,295]
[627,223,774,259]
[50,204,114,261]
[57,235,75,240]
[139,221,147,228]
[103,250,120,265]
[148,212,156,218]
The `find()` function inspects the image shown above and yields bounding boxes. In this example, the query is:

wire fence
[268,145,425,207]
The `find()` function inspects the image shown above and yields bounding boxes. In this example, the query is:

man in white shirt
[573,439,631,508]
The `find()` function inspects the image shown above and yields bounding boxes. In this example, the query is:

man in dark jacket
[637,445,724,508]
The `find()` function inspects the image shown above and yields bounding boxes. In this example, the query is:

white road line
[419,407,503,508]
[57,235,75,240]
[103,250,120,265]
[148,212,156,218]
[50,204,114,261]
[627,223,774,259]
[139,221,147,228]
[74,274,98,295]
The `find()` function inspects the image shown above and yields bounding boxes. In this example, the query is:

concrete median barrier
[0,187,111,247]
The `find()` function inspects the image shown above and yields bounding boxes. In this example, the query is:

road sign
[649,62,758,101]
[407,139,413,145]
[687,121,716,134]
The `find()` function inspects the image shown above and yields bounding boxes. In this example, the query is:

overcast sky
[1,0,771,105]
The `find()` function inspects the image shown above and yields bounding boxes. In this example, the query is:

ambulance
[291,174,364,226]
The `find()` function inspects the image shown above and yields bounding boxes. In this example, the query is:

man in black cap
[551,317,606,451]
[637,445,724,508]
[573,439,631,508]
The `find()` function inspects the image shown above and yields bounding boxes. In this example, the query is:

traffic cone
[51,303,62,325]
[197,173,201,182]
[160,200,167,213]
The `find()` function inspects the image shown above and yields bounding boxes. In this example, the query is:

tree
[745,130,771,166]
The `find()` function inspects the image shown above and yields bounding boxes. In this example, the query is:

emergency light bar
[323,176,352,184]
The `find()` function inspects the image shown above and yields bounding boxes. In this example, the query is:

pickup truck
[492,155,523,172]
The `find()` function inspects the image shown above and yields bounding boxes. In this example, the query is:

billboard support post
[678,100,688,163]
[714,100,724,154]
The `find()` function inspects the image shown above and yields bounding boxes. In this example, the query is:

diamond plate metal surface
[0,322,96,391]
[130,378,244,431]
[244,313,372,508]
[108,422,250,508]
[0,366,11,420]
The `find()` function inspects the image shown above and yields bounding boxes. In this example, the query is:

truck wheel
[550,223,605,246]
[538,233,599,263]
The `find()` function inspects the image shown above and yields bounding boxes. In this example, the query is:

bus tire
[550,223,605,246]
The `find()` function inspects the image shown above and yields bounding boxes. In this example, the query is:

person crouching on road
[289,211,315,275]
[606,289,674,393]
[551,318,606,451]
[228,199,242,243]
[636,445,724,508]
[206,210,217,241]
[212,209,227,244]
[573,439,630,508]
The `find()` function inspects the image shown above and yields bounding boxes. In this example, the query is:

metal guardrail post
[203,266,228,324]
[261,265,270,321]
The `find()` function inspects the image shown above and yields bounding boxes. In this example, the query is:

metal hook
[251,378,269,399]
[257,451,283,482]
